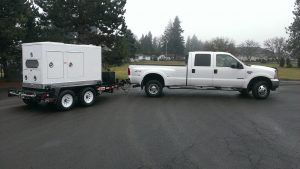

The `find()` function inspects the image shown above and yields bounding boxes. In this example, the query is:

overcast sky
[125,0,295,44]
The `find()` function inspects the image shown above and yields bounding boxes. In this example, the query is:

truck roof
[189,51,232,55]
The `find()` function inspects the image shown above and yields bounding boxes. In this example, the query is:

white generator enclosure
[22,42,102,89]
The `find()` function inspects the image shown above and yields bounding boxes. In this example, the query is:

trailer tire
[56,90,76,111]
[79,87,96,106]
[23,99,38,106]
[145,80,163,97]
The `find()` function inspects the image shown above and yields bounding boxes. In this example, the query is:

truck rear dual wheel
[79,87,96,106]
[252,81,270,99]
[145,80,163,97]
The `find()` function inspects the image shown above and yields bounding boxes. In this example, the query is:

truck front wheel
[56,90,76,111]
[252,81,270,99]
[145,80,163,97]
[79,87,96,106]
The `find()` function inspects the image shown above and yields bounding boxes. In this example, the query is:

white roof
[22,42,101,48]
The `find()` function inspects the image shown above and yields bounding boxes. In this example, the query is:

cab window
[194,54,211,66]
[216,54,239,68]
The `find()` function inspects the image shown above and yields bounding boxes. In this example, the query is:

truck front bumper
[271,79,279,90]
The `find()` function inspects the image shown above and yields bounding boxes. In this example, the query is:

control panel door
[47,51,64,79]
[65,52,84,78]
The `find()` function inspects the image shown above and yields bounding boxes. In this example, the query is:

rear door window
[194,54,211,66]
[25,59,39,68]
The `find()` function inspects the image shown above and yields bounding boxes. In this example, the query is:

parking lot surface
[0,85,300,169]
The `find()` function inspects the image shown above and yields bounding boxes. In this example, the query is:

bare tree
[239,40,260,61]
[264,37,287,62]
[203,37,236,54]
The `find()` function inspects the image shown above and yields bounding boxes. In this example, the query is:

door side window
[216,54,238,67]
[194,54,211,66]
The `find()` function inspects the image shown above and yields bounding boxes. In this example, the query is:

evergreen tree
[190,35,202,51]
[170,16,185,59]
[287,0,300,67]
[105,29,138,65]
[35,0,127,48]
[185,36,192,54]
[162,17,185,59]
[0,0,39,80]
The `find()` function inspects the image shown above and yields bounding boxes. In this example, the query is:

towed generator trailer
[8,42,130,111]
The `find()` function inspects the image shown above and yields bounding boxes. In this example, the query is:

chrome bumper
[271,79,280,90]
[8,90,36,98]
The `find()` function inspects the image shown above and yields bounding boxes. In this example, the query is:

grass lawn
[110,61,300,80]
[257,63,300,80]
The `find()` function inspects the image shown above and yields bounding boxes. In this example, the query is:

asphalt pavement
[0,85,299,169]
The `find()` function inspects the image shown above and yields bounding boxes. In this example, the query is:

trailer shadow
[10,95,112,114]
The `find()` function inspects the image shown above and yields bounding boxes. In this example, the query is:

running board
[167,86,242,91]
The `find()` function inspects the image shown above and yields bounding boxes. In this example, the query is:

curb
[280,80,300,86]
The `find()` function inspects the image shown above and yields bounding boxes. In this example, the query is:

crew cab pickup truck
[128,52,279,99]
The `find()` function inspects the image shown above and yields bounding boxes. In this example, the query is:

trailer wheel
[145,80,163,97]
[56,90,76,111]
[79,87,96,106]
[22,99,38,106]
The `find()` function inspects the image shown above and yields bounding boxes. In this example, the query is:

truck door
[213,54,246,88]
[47,51,64,79]
[64,52,84,78]
[187,53,214,86]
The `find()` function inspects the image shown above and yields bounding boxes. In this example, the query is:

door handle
[214,69,218,74]
[192,69,195,73]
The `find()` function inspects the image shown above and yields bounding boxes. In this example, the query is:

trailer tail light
[128,68,131,75]
[41,92,50,99]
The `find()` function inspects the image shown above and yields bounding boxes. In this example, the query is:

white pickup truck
[128,52,279,99]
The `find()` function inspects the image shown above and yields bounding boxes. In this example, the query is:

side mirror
[230,64,237,69]
[237,63,244,69]
[231,63,244,69]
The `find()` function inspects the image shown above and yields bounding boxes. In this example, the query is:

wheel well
[56,86,97,97]
[142,73,165,88]
[247,76,272,90]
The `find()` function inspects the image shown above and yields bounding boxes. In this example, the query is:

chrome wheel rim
[148,84,159,95]
[84,91,94,104]
[61,94,73,108]
[257,85,268,97]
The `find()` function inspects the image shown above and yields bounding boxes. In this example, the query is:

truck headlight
[274,69,278,79]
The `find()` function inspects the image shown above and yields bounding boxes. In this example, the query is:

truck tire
[252,81,270,99]
[79,87,96,106]
[145,80,163,97]
[56,90,76,111]
[23,99,38,106]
